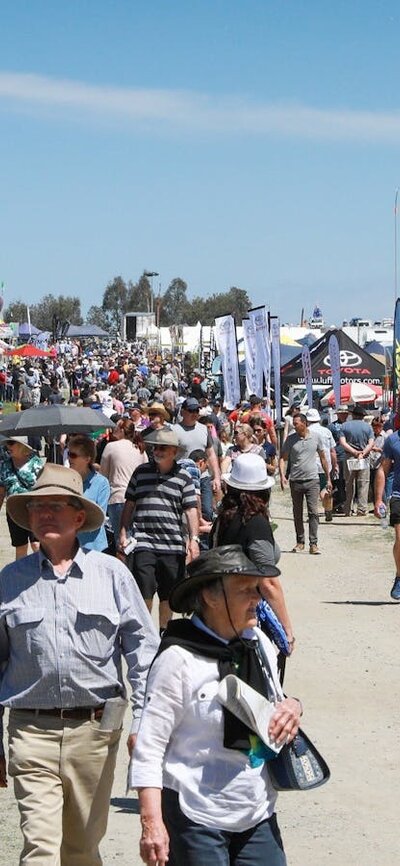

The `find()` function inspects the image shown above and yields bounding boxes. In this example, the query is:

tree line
[4,273,253,334]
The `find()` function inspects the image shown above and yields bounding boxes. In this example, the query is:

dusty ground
[0,488,398,865]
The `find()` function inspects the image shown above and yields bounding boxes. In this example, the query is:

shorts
[7,514,37,547]
[389,497,400,526]
[131,549,186,601]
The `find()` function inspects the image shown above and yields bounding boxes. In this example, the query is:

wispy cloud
[0,71,399,141]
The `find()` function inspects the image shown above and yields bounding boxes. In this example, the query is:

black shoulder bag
[256,640,330,791]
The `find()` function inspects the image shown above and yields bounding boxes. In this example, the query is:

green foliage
[159,278,189,325]
[4,295,83,330]
[102,276,128,333]
[126,273,152,313]
[86,305,109,330]
[179,286,252,326]
[4,300,29,323]
[34,294,83,330]
[4,277,253,335]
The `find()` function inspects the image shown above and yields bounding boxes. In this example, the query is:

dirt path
[1,491,398,865]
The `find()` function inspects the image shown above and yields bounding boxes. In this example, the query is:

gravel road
[0,489,398,865]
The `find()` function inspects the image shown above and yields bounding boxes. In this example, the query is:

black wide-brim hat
[169,544,280,614]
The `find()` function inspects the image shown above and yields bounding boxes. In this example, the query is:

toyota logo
[323,350,362,367]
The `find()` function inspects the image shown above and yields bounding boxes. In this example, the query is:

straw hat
[223,452,275,491]
[148,402,171,422]
[6,464,105,532]
[169,545,280,614]
[3,436,36,452]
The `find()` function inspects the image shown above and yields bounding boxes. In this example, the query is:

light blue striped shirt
[0,546,159,749]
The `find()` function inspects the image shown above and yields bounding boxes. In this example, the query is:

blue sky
[1,0,400,325]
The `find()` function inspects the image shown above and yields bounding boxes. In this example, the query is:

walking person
[100,419,148,542]
[0,463,159,865]
[118,428,199,633]
[67,434,111,551]
[306,409,338,523]
[328,405,349,514]
[279,413,331,555]
[339,405,374,516]
[129,545,303,866]
[173,397,221,494]
[0,436,44,559]
[375,430,400,600]
[213,453,294,647]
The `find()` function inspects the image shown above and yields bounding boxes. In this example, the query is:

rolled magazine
[217,675,282,754]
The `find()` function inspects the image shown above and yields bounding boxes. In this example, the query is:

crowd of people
[0,336,396,864]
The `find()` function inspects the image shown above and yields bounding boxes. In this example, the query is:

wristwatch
[190,535,200,543]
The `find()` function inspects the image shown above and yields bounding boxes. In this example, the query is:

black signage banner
[281,328,385,387]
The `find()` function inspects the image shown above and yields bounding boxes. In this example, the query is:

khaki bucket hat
[6,464,105,532]
[143,428,182,449]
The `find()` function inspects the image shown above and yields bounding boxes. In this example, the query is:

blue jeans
[162,788,287,866]
[107,503,124,539]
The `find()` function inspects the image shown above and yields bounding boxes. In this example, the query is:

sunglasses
[153,444,171,451]
[26,500,83,513]
[68,451,85,459]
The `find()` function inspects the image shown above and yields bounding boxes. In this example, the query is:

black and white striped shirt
[125,461,197,554]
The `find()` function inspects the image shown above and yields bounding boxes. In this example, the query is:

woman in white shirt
[130,545,302,866]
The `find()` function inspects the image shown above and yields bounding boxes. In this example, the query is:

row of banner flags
[214,307,282,418]
[214,308,343,416]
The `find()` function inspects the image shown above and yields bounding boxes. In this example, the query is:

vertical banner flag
[328,333,341,408]
[301,346,313,408]
[248,306,271,405]
[214,314,241,410]
[242,318,258,396]
[270,317,282,423]
[393,298,400,403]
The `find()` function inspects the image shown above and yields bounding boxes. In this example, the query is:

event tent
[66,324,109,338]
[280,328,385,386]
[18,322,41,336]
[5,343,51,358]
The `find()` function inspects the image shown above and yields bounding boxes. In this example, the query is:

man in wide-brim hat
[119,426,199,633]
[0,463,159,863]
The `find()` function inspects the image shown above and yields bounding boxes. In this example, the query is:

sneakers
[325,511,333,523]
[309,544,321,555]
[390,577,400,602]
[292,543,305,553]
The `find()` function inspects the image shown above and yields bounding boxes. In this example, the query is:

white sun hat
[223,452,275,491]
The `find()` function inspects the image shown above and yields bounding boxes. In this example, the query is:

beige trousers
[8,710,122,866]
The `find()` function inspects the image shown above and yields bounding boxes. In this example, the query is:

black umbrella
[0,405,116,437]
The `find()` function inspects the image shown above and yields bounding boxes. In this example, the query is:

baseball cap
[182,397,200,412]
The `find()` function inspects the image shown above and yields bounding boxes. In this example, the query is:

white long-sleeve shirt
[130,625,282,831]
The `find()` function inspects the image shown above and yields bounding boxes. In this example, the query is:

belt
[12,706,105,720]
